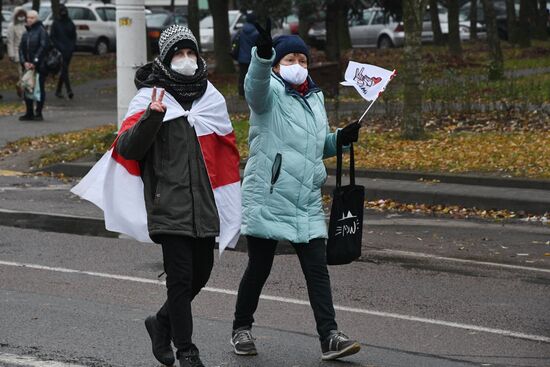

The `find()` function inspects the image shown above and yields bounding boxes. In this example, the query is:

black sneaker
[230,327,257,356]
[19,114,34,121]
[178,345,204,367]
[321,330,361,360]
[144,315,175,366]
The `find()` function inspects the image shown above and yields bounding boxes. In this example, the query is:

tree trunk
[506,0,519,43]
[188,0,201,49]
[470,0,478,40]
[51,0,60,21]
[518,0,532,47]
[447,0,462,59]
[297,2,311,40]
[325,0,351,61]
[32,0,40,11]
[535,0,548,40]
[0,0,3,60]
[402,0,426,140]
[170,0,175,13]
[208,0,235,73]
[325,0,340,61]
[481,0,504,80]
[429,0,444,45]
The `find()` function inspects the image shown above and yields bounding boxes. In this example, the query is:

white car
[23,1,116,54]
[2,10,11,46]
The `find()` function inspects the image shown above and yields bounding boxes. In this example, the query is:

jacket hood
[134,62,154,89]
[12,7,27,24]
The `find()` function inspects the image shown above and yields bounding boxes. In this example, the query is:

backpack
[230,31,241,61]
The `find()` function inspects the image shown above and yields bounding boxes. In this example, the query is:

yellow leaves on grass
[0,102,26,117]
[351,131,550,179]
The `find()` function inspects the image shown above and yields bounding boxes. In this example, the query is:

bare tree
[481,0,503,80]
[447,0,462,58]
[188,0,201,49]
[0,0,3,60]
[170,0,175,13]
[505,0,519,43]
[469,0,478,40]
[208,0,235,73]
[32,0,40,11]
[535,0,549,40]
[402,0,427,139]
[429,0,444,45]
[325,0,352,61]
[518,0,532,47]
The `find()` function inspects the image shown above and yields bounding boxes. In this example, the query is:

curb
[40,162,550,215]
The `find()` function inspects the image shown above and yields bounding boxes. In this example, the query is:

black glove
[253,18,273,59]
[339,121,361,145]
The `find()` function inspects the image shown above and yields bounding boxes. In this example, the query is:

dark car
[146,10,187,54]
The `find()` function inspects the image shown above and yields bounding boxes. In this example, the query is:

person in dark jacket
[115,25,223,367]
[50,4,76,99]
[235,12,259,97]
[18,10,49,121]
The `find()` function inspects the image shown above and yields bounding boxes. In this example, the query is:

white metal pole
[116,0,147,128]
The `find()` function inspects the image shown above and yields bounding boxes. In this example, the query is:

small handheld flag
[341,61,396,123]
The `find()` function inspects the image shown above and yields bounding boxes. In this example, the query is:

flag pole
[358,99,376,124]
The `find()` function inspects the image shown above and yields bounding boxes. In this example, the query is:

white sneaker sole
[230,337,258,356]
[321,342,361,360]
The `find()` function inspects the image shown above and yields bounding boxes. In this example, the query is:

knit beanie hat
[272,35,310,66]
[159,25,199,65]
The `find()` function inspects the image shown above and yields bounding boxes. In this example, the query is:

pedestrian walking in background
[112,25,240,367]
[18,10,49,121]
[230,20,362,361]
[234,12,258,97]
[7,7,27,97]
[50,4,76,99]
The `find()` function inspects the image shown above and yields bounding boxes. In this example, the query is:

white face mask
[279,63,308,85]
[171,57,198,76]
[17,16,26,22]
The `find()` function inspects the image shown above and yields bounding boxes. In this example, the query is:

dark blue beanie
[272,35,310,66]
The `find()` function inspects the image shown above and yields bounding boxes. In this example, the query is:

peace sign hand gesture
[253,18,273,59]
[150,87,166,113]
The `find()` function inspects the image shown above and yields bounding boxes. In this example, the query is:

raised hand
[253,18,273,59]
[150,87,166,113]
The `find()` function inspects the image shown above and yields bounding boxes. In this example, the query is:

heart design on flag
[372,76,382,85]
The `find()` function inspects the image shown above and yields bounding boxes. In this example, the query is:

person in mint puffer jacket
[230,20,362,361]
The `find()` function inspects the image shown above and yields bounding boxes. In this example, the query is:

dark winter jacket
[115,86,220,243]
[50,17,76,57]
[19,21,49,70]
[237,22,259,64]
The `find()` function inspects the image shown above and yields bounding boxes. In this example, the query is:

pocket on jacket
[270,153,282,194]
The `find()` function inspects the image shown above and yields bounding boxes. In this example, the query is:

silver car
[308,7,404,49]
[23,1,116,54]
[2,10,11,46]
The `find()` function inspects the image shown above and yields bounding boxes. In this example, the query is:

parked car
[309,7,404,49]
[281,13,299,35]
[2,10,11,47]
[422,5,486,43]
[458,0,523,40]
[199,10,282,52]
[23,1,116,54]
[146,10,187,53]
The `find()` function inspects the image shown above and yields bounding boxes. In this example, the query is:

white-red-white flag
[341,61,396,102]
[71,82,242,253]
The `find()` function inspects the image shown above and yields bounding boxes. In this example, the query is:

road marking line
[372,249,550,274]
[1,260,549,344]
[0,352,87,367]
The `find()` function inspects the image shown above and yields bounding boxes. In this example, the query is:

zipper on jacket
[270,153,282,194]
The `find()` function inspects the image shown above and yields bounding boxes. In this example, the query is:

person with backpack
[18,10,49,121]
[230,19,362,361]
[50,4,76,99]
[233,12,258,97]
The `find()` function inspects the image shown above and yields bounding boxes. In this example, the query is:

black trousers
[238,63,249,97]
[233,236,338,341]
[56,53,73,95]
[155,235,215,354]
[24,69,47,116]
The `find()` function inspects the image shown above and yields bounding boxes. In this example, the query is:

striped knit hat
[159,25,199,64]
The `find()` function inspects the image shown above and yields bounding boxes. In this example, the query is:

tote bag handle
[336,134,355,188]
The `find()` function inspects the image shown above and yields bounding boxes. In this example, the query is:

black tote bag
[326,137,365,265]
